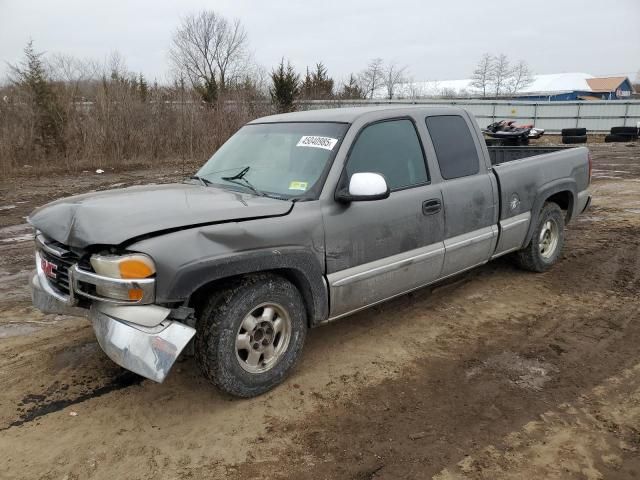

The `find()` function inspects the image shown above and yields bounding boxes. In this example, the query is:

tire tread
[515,202,565,273]
[195,273,307,398]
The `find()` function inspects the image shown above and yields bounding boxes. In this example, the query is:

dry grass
[0,83,270,177]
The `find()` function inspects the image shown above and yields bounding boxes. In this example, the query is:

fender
[523,178,577,246]
[165,247,328,325]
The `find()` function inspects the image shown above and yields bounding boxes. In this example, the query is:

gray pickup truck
[29,106,591,397]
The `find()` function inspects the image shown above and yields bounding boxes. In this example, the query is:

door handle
[422,199,442,215]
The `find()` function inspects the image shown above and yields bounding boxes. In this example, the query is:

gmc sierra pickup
[29,106,591,397]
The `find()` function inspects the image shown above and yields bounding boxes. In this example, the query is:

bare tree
[169,10,248,102]
[49,54,98,84]
[427,80,441,98]
[508,60,534,95]
[440,87,457,98]
[406,79,424,100]
[384,62,407,99]
[492,53,511,96]
[358,58,385,99]
[214,18,248,89]
[241,64,270,97]
[49,53,100,105]
[470,53,494,97]
[106,51,129,81]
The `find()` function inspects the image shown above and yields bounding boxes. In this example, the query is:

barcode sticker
[296,136,338,150]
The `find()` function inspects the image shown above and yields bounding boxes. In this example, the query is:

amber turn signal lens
[127,288,144,301]
[119,259,154,279]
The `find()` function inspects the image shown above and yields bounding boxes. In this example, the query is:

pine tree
[340,74,365,99]
[270,59,300,113]
[311,62,334,99]
[139,73,149,102]
[9,40,66,155]
[300,63,334,100]
[301,67,314,99]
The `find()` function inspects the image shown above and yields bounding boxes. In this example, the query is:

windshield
[196,122,349,199]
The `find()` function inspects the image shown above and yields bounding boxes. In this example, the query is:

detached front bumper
[90,306,195,383]
[30,271,195,383]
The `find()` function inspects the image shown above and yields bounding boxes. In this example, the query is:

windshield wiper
[221,166,264,197]
[221,177,265,197]
[189,175,213,187]
[221,166,250,181]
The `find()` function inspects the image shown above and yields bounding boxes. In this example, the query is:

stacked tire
[604,126,639,143]
[561,128,587,145]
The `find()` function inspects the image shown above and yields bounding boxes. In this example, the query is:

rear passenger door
[424,115,498,277]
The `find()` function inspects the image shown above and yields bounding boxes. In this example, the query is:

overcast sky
[1,0,639,84]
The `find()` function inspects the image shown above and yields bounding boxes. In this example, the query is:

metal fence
[297,99,640,133]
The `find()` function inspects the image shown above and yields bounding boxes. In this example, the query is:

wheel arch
[177,248,328,327]
[523,180,576,246]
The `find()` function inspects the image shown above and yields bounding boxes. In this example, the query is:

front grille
[39,244,80,295]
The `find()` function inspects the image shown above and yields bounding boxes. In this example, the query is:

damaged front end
[30,232,195,383]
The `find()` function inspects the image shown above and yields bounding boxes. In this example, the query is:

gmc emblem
[41,258,57,279]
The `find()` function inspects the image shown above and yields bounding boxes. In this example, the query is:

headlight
[90,253,155,279]
[89,253,155,302]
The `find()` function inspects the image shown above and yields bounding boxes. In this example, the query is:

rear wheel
[515,202,565,272]
[195,273,307,397]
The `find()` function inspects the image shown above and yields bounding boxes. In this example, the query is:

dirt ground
[0,142,639,480]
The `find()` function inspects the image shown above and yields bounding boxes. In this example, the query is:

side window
[425,115,480,180]
[346,119,428,190]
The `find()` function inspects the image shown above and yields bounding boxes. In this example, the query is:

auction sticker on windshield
[296,136,338,150]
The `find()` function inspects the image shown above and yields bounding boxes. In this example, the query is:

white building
[378,73,635,101]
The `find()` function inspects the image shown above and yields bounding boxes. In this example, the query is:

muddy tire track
[2,371,143,431]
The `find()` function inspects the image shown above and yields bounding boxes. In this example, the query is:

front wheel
[515,202,565,272]
[195,274,307,397]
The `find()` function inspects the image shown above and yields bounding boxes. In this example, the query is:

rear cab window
[425,115,480,180]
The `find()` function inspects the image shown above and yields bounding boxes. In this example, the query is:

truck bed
[490,145,590,221]
[487,145,578,166]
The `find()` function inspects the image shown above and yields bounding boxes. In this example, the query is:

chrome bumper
[30,271,196,383]
[90,306,195,383]
[577,190,592,214]
[31,271,87,317]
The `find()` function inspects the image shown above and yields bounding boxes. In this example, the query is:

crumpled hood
[28,183,293,249]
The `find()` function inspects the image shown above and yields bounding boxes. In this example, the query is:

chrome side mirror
[336,172,390,202]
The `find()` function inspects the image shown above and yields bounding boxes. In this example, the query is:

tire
[605,134,636,143]
[562,135,587,144]
[195,273,307,397]
[561,128,586,136]
[610,126,638,136]
[515,202,565,273]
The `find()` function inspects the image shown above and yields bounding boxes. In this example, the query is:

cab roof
[249,105,466,124]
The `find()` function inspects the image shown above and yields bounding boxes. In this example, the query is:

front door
[323,118,445,318]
